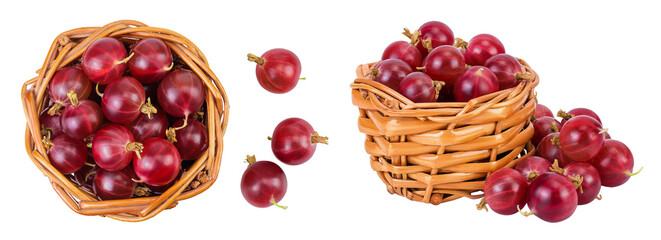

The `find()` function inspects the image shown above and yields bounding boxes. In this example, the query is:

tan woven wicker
[350,59,538,205]
[20,20,229,221]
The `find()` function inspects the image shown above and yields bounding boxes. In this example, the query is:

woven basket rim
[20,20,229,222]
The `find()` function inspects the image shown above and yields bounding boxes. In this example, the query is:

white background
[2,0,659,239]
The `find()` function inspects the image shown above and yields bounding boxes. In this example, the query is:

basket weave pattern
[351,60,538,205]
[20,20,229,221]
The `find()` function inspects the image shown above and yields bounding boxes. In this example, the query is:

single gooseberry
[415,21,454,57]
[93,168,137,200]
[464,34,505,66]
[482,168,528,215]
[371,59,412,91]
[453,66,499,102]
[71,159,97,192]
[92,124,142,171]
[536,133,574,168]
[168,118,209,161]
[102,76,157,124]
[515,156,552,182]
[559,115,606,161]
[420,45,465,85]
[523,172,578,223]
[128,38,173,83]
[61,99,103,140]
[133,138,181,186]
[382,28,423,69]
[398,72,442,103]
[47,66,92,114]
[534,103,554,119]
[126,106,168,142]
[484,54,525,89]
[39,107,64,138]
[557,108,602,126]
[271,118,328,165]
[157,69,206,120]
[247,48,302,94]
[44,134,88,174]
[531,116,561,147]
[240,155,288,209]
[589,139,641,187]
[82,37,131,84]
[562,162,602,205]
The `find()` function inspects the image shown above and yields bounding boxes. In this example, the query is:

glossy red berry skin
[61,100,103,140]
[564,162,601,205]
[92,124,136,171]
[559,116,605,161]
[253,48,302,94]
[372,59,412,92]
[464,34,505,66]
[484,168,528,215]
[172,118,209,161]
[453,66,499,102]
[484,54,522,89]
[589,140,635,187]
[526,172,578,223]
[415,21,454,57]
[241,160,287,208]
[93,168,136,200]
[125,106,168,142]
[271,118,323,165]
[398,72,437,103]
[82,37,128,84]
[101,76,146,124]
[128,38,173,83]
[157,69,206,118]
[515,156,552,182]
[531,116,561,147]
[48,66,92,108]
[133,138,181,186]
[382,41,422,69]
[39,108,64,137]
[47,135,88,174]
[534,104,553,119]
[422,45,465,86]
[536,132,574,168]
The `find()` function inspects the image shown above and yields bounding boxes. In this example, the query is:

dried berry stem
[140,98,158,119]
[246,155,257,165]
[402,28,421,46]
[310,132,329,144]
[126,142,144,159]
[247,53,265,66]
[453,38,468,50]
[47,102,63,116]
[557,109,573,120]
[476,198,488,212]
[67,90,79,106]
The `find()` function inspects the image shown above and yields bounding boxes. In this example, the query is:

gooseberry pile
[375,21,531,103]
[480,105,642,222]
[40,37,210,200]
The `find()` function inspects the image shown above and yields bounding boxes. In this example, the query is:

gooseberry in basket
[589,139,641,187]
[82,37,130,85]
[398,72,442,103]
[61,99,102,140]
[169,118,208,161]
[45,134,88,174]
[147,169,182,195]
[92,124,141,171]
[47,66,92,115]
[531,116,561,147]
[464,34,505,66]
[382,30,423,69]
[126,106,168,142]
[559,115,607,161]
[420,45,465,85]
[534,103,553,119]
[93,167,137,200]
[453,66,498,102]
[536,133,574,168]
[414,21,454,57]
[241,155,288,209]
[371,59,412,91]
[158,69,206,121]
[557,108,602,126]
[483,168,528,215]
[102,76,157,124]
[247,48,302,94]
[561,162,601,205]
[484,53,523,89]
[128,38,173,83]
[71,158,97,192]
[515,156,552,182]
[522,172,578,223]
[271,118,328,165]
[133,138,181,186]
[39,107,64,138]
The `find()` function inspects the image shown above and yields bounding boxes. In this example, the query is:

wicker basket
[20,20,229,221]
[350,59,538,205]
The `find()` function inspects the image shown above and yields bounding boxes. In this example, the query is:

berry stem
[271,196,288,210]
[549,159,565,175]
[433,81,445,100]
[551,135,561,146]
[163,62,174,71]
[247,53,265,66]
[67,90,79,106]
[47,102,63,116]
[599,128,609,134]
[476,198,488,212]
[246,155,257,165]
[140,98,158,119]
[126,142,144,159]
[95,83,104,97]
[402,28,421,46]
[550,122,559,133]
[517,205,534,217]
[624,167,643,176]
[453,38,468,50]
[299,77,306,80]
[310,132,329,144]
[527,171,539,182]
[116,52,134,65]
[557,110,573,120]
[42,132,54,151]
[421,38,433,52]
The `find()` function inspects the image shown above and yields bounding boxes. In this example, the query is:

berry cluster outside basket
[350,59,538,205]
[20,20,229,221]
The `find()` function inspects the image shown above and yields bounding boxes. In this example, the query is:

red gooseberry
[133,138,181,186]
[371,59,412,91]
[47,66,92,114]
[557,108,602,126]
[271,118,328,165]
[248,48,302,94]
[168,118,209,161]
[453,66,499,102]
[536,133,574,168]
[415,21,454,57]
[61,99,103,140]
[559,115,606,161]
[482,168,528,215]
[128,38,173,83]
[589,139,641,187]
[420,45,465,86]
[534,104,553,119]
[92,124,142,171]
[515,156,552,182]
[531,116,561,147]
[102,76,157,124]
[484,53,524,89]
[82,37,131,85]
[398,72,441,103]
[523,172,578,223]
[464,34,505,66]
[240,155,288,209]
[45,134,88,174]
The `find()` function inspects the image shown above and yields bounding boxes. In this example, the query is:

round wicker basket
[350,59,538,205]
[20,20,229,221]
